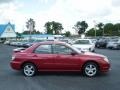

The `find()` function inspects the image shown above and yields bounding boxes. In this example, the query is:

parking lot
[0,44,120,90]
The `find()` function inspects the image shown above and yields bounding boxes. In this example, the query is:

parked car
[10,41,20,46]
[60,39,73,44]
[107,39,120,49]
[91,39,97,44]
[4,40,11,45]
[10,41,110,77]
[72,39,95,52]
[95,39,109,48]
[13,47,26,53]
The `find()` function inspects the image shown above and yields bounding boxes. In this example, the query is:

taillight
[12,55,15,60]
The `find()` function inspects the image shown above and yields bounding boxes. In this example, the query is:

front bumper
[100,63,110,72]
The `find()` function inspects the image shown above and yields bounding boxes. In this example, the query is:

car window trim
[33,44,53,54]
[52,44,77,55]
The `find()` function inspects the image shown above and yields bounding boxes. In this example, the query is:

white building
[0,22,16,40]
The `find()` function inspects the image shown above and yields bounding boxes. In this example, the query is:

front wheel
[22,63,37,77]
[83,62,98,77]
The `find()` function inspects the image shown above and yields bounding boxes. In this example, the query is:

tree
[113,23,120,36]
[97,23,104,30]
[44,21,53,34]
[64,31,71,37]
[86,28,102,36]
[16,32,22,39]
[22,31,30,34]
[26,18,36,32]
[74,21,88,35]
[86,28,95,36]
[22,30,41,34]
[104,23,114,36]
[52,21,63,34]
[44,21,63,34]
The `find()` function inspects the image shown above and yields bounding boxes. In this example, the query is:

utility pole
[102,25,104,37]
[27,18,34,42]
[93,20,97,38]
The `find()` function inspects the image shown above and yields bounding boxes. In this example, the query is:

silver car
[107,39,120,49]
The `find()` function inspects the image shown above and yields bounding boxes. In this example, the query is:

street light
[102,25,104,37]
[93,20,97,38]
[28,19,34,41]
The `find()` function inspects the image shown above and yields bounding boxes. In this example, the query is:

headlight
[104,57,109,63]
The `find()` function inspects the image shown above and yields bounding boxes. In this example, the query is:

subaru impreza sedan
[10,41,110,77]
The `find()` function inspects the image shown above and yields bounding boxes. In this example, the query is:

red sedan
[10,41,110,77]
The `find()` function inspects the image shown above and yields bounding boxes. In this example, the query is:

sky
[0,0,120,34]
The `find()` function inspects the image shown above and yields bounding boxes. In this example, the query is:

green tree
[96,22,104,36]
[22,31,30,34]
[97,22,104,30]
[96,30,103,36]
[44,21,63,34]
[64,31,71,37]
[86,28,95,36]
[16,32,22,38]
[104,23,114,36]
[113,23,120,36]
[74,21,88,35]
[44,21,53,34]
[26,18,36,33]
[52,21,63,34]
[86,28,102,36]
[22,30,41,34]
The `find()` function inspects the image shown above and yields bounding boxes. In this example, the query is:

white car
[107,39,120,49]
[72,39,95,52]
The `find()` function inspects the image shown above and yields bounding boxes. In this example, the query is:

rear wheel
[83,62,98,77]
[22,63,37,77]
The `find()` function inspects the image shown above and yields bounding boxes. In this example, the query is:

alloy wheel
[23,63,36,77]
[84,62,98,77]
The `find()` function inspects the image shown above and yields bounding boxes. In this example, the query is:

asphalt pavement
[0,44,120,90]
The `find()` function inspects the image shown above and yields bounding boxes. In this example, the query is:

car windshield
[74,40,90,44]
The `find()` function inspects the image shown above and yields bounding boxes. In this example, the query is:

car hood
[83,52,106,58]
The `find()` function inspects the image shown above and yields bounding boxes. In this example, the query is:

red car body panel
[10,41,110,73]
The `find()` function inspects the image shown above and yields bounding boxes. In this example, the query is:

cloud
[0,0,119,34]
[112,0,120,7]
[0,0,14,4]
[0,1,28,33]
[34,0,112,33]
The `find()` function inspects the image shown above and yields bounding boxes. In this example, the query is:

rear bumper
[10,60,21,70]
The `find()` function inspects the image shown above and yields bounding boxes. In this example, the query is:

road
[0,44,120,90]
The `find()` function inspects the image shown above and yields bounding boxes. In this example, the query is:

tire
[96,44,100,48]
[83,62,98,77]
[22,63,37,77]
[92,49,95,52]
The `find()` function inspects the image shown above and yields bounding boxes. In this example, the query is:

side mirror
[71,52,77,56]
